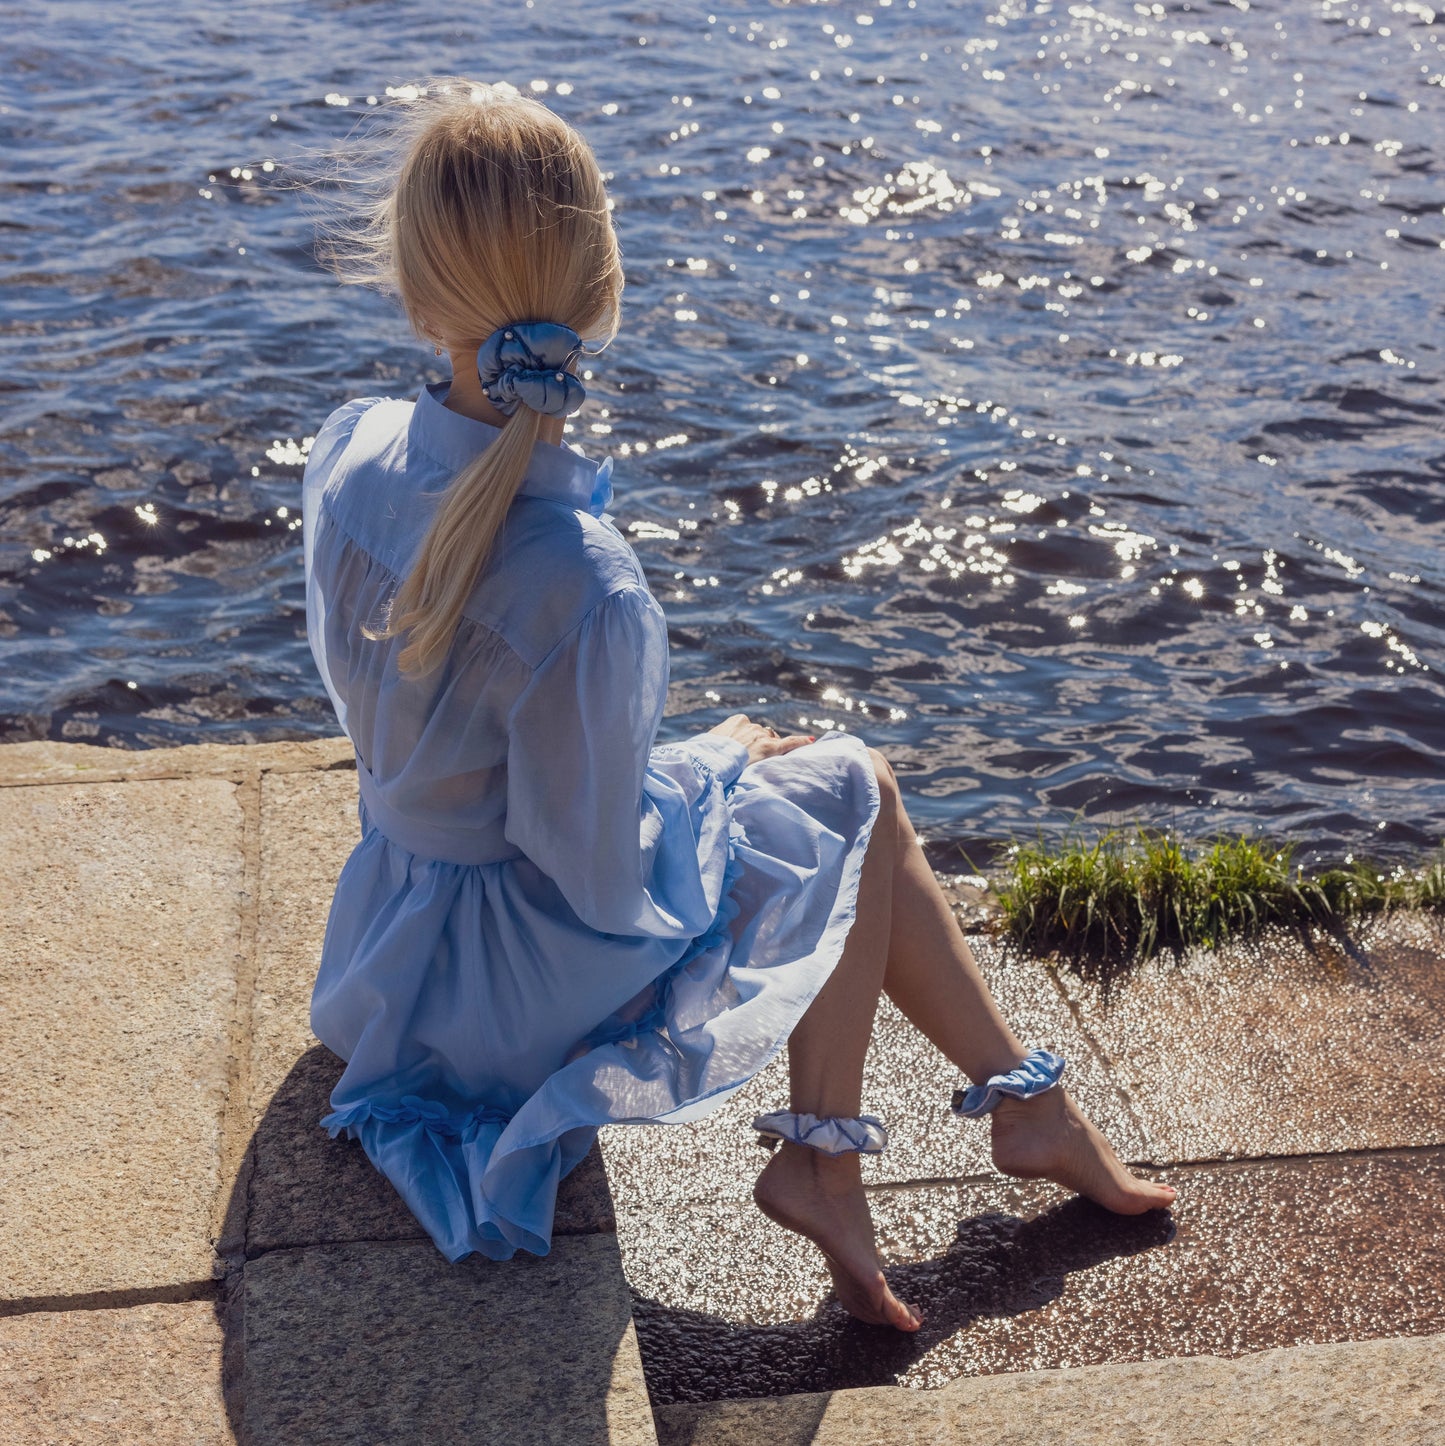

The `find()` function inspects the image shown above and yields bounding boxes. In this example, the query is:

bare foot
[990,1086,1176,1215]
[753,1143,923,1332]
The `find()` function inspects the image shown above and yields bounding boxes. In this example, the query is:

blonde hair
[316,80,624,678]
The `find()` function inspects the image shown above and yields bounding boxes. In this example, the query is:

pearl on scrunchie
[476,320,587,417]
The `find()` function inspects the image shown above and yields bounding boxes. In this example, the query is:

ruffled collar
[407,381,614,516]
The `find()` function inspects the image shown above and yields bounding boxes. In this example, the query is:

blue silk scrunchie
[951,1047,1066,1118]
[476,320,587,417]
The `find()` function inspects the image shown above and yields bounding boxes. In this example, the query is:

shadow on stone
[633,1196,1176,1408]
[215,1046,633,1444]
[655,1391,831,1446]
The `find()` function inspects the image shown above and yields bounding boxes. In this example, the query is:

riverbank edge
[13,735,1430,967]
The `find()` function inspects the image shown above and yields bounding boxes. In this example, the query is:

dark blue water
[4,0,1444,863]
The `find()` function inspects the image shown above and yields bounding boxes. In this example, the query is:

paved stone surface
[1055,912,1445,1163]
[242,768,614,1255]
[249,768,359,1145]
[623,1147,1445,1402]
[241,1236,656,1445]
[0,778,244,1300]
[0,735,354,786]
[601,940,1147,1210]
[0,1300,230,1445]
[652,1332,1445,1445]
[8,736,1443,1442]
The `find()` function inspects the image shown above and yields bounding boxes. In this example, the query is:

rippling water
[4,0,1444,862]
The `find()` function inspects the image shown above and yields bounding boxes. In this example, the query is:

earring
[435,345,442,356]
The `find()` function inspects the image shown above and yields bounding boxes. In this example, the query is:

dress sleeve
[301,399,382,577]
[300,398,383,730]
[504,585,751,939]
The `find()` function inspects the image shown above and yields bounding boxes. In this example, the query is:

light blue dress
[301,381,880,1262]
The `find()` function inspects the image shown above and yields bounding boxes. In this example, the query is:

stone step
[241,1235,654,1445]
[652,1333,1445,1445]
[621,1146,1445,1402]
[0,739,656,1445]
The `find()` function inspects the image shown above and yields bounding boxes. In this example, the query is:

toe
[1114,1178,1176,1214]
[884,1291,922,1332]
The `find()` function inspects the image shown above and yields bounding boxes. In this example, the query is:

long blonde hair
[316,80,623,678]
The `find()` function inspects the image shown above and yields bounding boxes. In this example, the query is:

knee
[867,747,901,813]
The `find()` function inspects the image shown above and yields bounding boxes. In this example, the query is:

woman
[301,79,1174,1335]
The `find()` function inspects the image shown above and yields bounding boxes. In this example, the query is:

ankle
[770,1141,862,1191]
[992,1086,1065,1124]
[968,1045,1033,1083]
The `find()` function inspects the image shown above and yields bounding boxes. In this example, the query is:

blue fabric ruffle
[752,1110,888,1156]
[577,813,748,1056]
[320,1094,511,1139]
[320,784,767,1263]
[320,1092,595,1261]
[951,1047,1066,1118]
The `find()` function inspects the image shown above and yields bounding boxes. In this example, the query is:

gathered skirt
[310,730,880,1261]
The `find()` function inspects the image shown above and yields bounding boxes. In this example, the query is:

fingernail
[808,736,816,742]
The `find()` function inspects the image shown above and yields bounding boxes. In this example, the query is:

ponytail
[361,402,543,677]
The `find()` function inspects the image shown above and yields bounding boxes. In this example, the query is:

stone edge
[653,1331,1444,1441]
[0,736,357,787]
[14,742,1440,1444]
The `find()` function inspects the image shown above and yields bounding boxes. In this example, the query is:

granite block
[0,779,244,1299]
[653,1332,1445,1445]
[242,1236,655,1445]
[0,1299,228,1445]
[1054,912,1445,1162]
[624,1148,1445,1402]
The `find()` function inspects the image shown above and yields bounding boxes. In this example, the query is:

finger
[772,735,815,754]
[722,712,752,729]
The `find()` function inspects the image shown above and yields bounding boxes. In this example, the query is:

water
[4,0,1443,864]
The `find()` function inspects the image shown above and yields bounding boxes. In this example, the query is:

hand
[707,713,816,767]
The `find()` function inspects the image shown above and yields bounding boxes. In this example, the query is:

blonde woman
[301,80,1174,1334]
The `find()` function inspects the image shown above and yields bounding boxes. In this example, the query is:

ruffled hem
[321,732,881,1262]
[320,1094,511,1140]
[320,1094,597,1262]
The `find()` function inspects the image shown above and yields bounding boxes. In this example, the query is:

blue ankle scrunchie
[477,320,587,417]
[752,1110,889,1156]
[951,1048,1066,1118]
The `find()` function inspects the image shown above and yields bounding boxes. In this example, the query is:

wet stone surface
[600,938,1148,1211]
[624,1148,1445,1404]
[1054,914,1445,1164]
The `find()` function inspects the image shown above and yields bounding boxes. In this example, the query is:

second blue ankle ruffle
[752,1110,889,1156]
[951,1048,1066,1118]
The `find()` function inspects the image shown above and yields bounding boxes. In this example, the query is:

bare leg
[874,751,1176,1215]
[753,764,922,1331]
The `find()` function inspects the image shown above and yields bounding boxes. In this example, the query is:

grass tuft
[994,830,1445,976]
